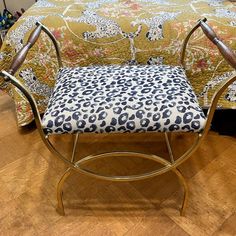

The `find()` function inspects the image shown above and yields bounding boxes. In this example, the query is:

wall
[0,0,36,13]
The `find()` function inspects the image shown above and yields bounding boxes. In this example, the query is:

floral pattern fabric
[0,0,235,126]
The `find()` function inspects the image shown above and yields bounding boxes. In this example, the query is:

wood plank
[1,92,236,235]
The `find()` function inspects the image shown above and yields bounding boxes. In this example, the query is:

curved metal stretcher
[1,18,236,216]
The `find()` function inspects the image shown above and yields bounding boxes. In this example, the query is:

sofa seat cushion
[42,65,206,135]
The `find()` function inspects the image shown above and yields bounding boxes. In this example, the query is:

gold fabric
[0,0,235,126]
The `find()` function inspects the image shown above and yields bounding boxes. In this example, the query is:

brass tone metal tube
[56,168,74,216]
[173,168,189,216]
[8,22,62,76]
[165,132,174,163]
[75,152,170,181]
[0,71,75,169]
[71,133,79,162]
[9,24,43,75]
[74,152,174,182]
[72,134,200,182]
[200,21,236,69]
[180,18,207,67]
[201,72,236,139]
[76,151,171,166]
[36,22,63,68]
[2,18,236,217]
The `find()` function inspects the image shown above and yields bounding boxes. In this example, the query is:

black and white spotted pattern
[42,65,206,135]
[131,12,180,41]
[19,68,53,97]
[65,10,123,40]
[8,16,45,51]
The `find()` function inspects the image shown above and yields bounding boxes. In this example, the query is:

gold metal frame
[1,19,236,216]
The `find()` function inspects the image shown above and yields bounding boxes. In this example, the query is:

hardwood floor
[1,91,236,236]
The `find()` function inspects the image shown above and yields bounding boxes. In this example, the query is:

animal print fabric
[0,0,235,126]
[42,65,206,135]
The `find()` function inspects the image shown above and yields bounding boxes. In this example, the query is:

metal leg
[172,168,189,216]
[165,132,174,163]
[71,133,79,162]
[56,168,74,216]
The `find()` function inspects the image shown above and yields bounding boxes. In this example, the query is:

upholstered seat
[42,65,206,135]
[2,19,236,216]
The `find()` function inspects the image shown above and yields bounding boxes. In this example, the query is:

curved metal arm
[180,18,207,68]
[36,22,62,68]
[0,71,75,169]
[201,71,236,138]
[9,24,43,75]
[180,18,236,70]
[9,22,62,75]
[1,71,43,130]
[200,21,236,69]
[180,18,236,138]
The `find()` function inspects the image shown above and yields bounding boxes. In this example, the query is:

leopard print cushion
[42,65,206,135]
